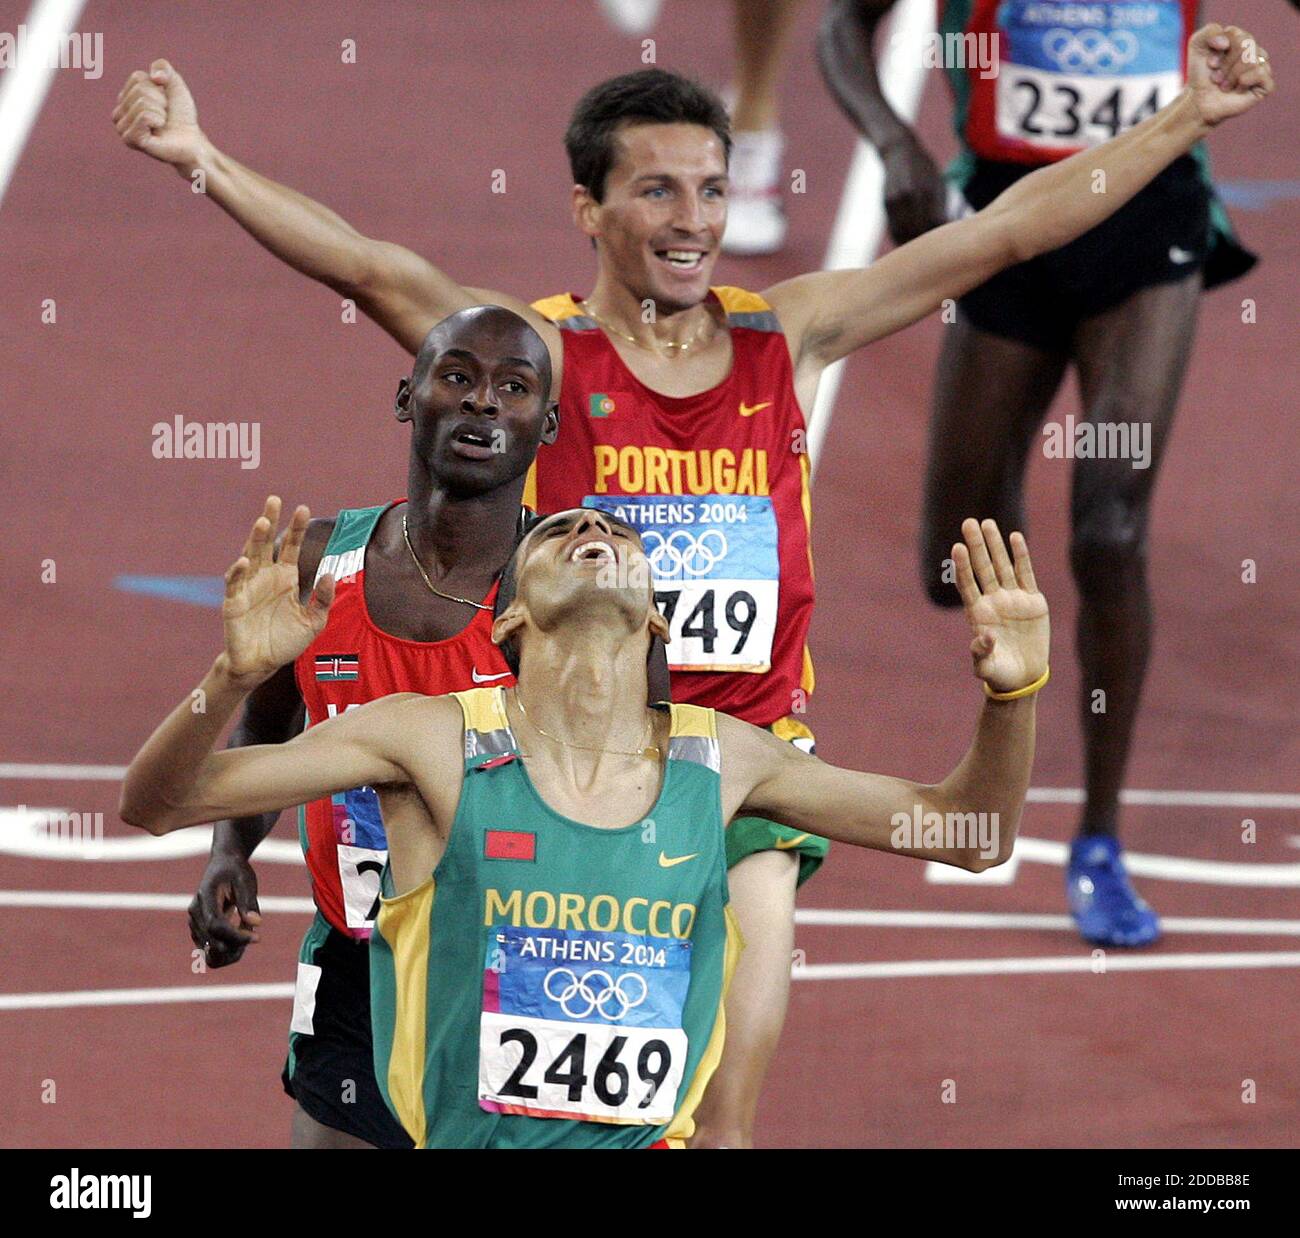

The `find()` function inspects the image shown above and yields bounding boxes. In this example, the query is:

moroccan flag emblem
[484,829,537,862]
[315,653,360,681]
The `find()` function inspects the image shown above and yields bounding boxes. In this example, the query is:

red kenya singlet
[294,502,513,939]
[526,287,815,728]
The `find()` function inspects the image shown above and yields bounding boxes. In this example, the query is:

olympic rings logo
[544,967,648,1021]
[1040,28,1138,73]
[641,529,728,579]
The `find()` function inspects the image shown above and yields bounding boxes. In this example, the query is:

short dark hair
[565,69,731,202]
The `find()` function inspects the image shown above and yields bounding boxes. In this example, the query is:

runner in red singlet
[117,28,1273,1143]
[185,306,558,1147]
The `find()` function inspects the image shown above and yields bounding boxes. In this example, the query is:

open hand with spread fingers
[952,519,1050,696]
[221,497,334,688]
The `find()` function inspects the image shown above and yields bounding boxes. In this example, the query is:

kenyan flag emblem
[589,393,617,418]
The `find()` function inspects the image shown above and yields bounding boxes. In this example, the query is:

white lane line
[1026,788,1300,810]
[0,807,305,863]
[4,894,1297,940]
[0,890,316,913]
[5,765,1294,808]
[6,952,1299,1008]
[794,952,1300,981]
[0,982,296,1012]
[0,763,129,780]
[926,834,1300,888]
[795,909,1300,935]
[806,0,932,477]
[0,0,89,208]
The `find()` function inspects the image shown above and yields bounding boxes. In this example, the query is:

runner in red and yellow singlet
[117,29,1273,1143]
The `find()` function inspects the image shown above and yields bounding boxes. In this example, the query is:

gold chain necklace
[582,299,711,355]
[402,514,492,611]
[513,687,659,761]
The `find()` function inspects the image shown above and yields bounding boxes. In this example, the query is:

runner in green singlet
[121,501,1049,1147]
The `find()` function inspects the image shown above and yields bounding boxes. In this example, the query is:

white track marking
[8,765,1293,807]
[0,982,296,1012]
[806,0,932,477]
[0,806,304,862]
[795,909,1300,935]
[0,0,88,209]
[794,952,1300,981]
[0,890,315,913]
[1025,787,1300,810]
[926,834,1300,887]
[6,891,1295,939]
[0,763,129,780]
[6,952,1300,1009]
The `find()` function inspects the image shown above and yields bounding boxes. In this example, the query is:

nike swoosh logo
[774,833,810,850]
[658,851,699,868]
[472,668,512,683]
[739,401,772,418]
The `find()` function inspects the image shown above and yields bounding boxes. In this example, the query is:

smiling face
[575,121,728,315]
[397,306,558,495]
[492,507,669,670]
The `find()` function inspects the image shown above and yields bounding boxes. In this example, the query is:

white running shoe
[722,128,787,256]
[597,0,666,36]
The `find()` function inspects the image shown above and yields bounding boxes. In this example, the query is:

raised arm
[111,60,557,360]
[119,499,425,834]
[721,519,1049,871]
[185,520,329,965]
[773,23,1274,370]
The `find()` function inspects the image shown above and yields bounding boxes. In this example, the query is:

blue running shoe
[1066,834,1161,947]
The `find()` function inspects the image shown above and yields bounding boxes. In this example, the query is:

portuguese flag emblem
[589,393,617,418]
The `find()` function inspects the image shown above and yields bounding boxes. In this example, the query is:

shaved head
[412,304,552,396]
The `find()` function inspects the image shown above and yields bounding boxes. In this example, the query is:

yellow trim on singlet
[711,285,773,316]
[666,701,716,740]
[375,878,436,1147]
[770,716,815,745]
[660,903,745,1146]
[522,461,538,512]
[530,292,584,323]
[458,684,512,735]
[798,451,816,694]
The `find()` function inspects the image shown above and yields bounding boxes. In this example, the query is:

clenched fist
[1186,24,1275,127]
[111,58,204,169]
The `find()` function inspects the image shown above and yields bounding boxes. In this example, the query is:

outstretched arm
[721,519,1048,871]
[773,23,1275,368]
[111,60,558,358]
[119,499,426,833]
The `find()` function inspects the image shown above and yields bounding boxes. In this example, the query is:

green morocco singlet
[369,687,741,1148]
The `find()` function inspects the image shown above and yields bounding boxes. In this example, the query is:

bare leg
[723,0,805,255]
[1069,275,1202,835]
[730,0,806,131]
[291,1103,377,1149]
[920,315,1068,604]
[688,850,799,1147]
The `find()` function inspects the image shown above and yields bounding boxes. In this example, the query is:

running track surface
[2,0,1296,1148]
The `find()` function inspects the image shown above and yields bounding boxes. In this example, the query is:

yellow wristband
[983,666,1049,701]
